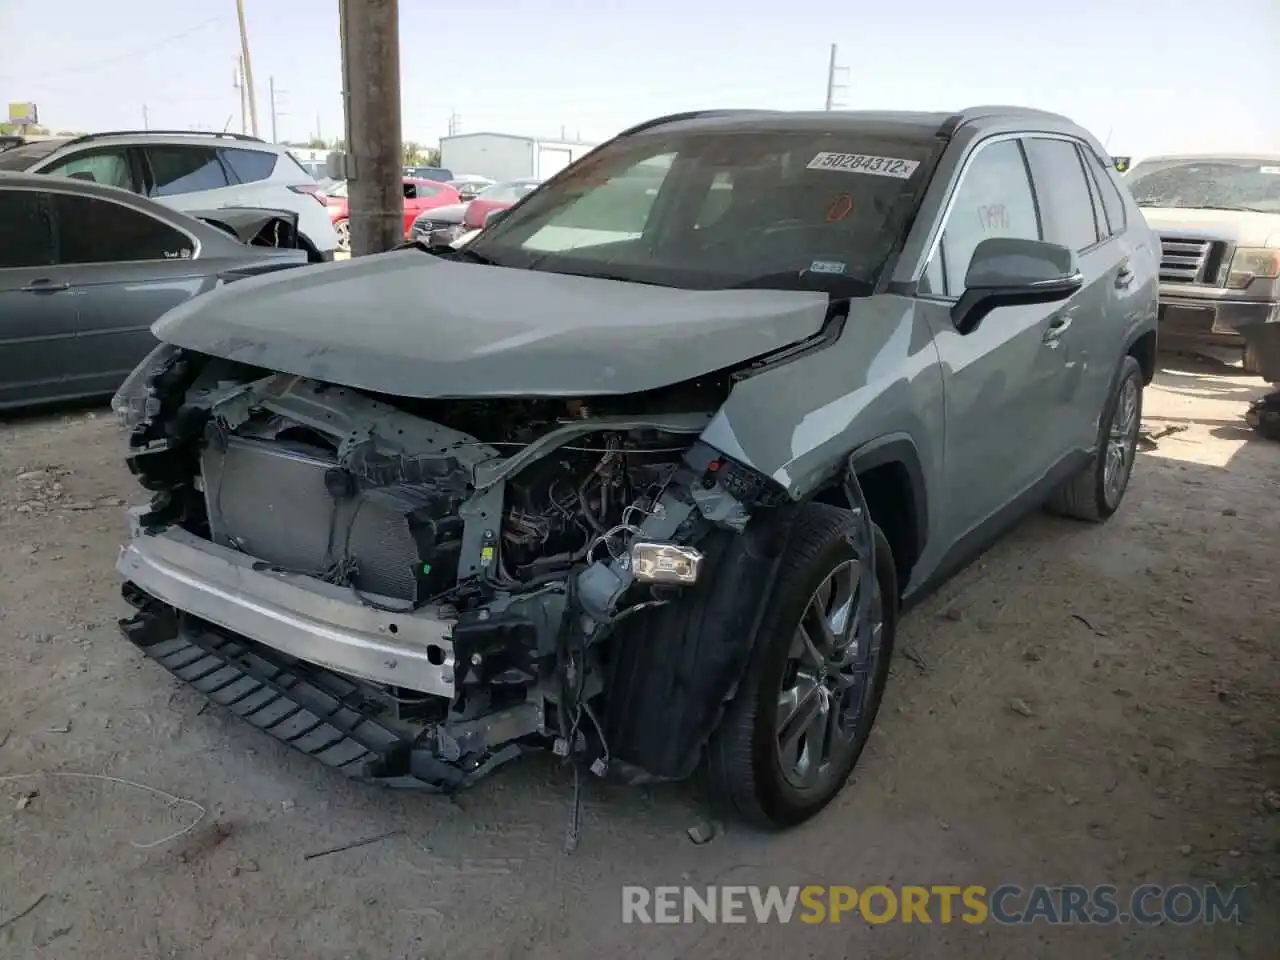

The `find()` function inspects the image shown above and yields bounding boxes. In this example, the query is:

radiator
[200,436,435,602]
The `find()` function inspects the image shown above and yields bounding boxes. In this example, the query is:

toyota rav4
[112,106,1158,830]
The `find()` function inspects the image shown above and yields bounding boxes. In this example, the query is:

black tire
[1243,342,1262,377]
[707,502,898,829]
[298,234,326,264]
[1047,355,1143,523]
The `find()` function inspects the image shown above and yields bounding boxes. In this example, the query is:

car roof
[619,105,1081,140]
[35,131,280,153]
[0,168,143,200]
[0,170,254,250]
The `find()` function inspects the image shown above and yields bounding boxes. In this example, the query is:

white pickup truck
[1128,154,1280,374]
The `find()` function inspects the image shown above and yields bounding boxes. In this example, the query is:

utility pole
[234,57,248,134]
[142,104,149,130]
[824,43,848,110]
[447,110,460,136]
[235,0,259,136]
[338,0,403,255]
[269,75,284,142]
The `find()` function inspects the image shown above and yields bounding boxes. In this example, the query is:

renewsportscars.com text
[621,884,1249,925]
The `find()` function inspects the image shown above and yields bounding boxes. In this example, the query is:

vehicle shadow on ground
[1156,353,1270,403]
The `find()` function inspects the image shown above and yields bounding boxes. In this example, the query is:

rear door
[48,190,214,396]
[1021,136,1128,453]
[139,143,234,202]
[0,186,73,407]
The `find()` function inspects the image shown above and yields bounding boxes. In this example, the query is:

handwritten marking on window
[978,204,1009,230]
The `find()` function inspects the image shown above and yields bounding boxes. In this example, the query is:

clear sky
[2,0,1276,160]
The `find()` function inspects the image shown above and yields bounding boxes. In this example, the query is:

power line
[0,17,226,80]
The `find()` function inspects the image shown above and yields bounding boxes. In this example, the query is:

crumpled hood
[151,251,830,397]
[1140,207,1280,247]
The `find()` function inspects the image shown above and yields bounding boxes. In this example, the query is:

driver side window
[921,139,1041,298]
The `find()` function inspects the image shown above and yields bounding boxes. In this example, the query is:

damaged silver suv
[112,106,1158,829]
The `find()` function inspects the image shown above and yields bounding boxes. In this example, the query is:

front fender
[699,297,945,504]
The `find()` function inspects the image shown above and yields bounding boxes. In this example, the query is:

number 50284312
[807,152,921,179]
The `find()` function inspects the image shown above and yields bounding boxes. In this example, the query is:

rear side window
[52,194,194,263]
[220,148,278,184]
[1022,138,1101,251]
[145,145,230,197]
[1086,157,1127,236]
[0,189,55,267]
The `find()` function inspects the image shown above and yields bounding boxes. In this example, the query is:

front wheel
[334,218,350,253]
[707,503,898,829]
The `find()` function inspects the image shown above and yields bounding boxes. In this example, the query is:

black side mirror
[950,237,1083,335]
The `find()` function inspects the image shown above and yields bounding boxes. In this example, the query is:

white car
[0,131,340,261]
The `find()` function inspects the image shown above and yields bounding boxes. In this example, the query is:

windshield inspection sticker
[807,259,847,275]
[808,152,920,179]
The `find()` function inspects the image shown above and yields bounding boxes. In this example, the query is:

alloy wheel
[776,557,884,790]
[335,219,350,252]
[1104,376,1140,506]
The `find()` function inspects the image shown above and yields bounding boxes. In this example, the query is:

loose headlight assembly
[110,343,183,434]
[628,541,704,585]
[1226,247,1280,290]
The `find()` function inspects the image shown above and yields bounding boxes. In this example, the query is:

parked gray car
[0,171,309,410]
[112,106,1157,830]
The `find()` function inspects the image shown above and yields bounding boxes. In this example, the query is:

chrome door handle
[1043,314,1073,345]
[1115,264,1134,288]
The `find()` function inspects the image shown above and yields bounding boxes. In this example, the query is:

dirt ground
[0,359,1277,960]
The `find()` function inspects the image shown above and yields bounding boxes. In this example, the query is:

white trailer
[439,133,597,183]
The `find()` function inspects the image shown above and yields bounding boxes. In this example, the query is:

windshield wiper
[449,247,500,266]
[522,262,672,286]
[727,270,873,295]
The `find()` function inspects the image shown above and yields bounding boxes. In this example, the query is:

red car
[461,178,542,231]
[324,178,461,251]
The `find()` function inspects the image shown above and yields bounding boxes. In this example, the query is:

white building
[439,132,598,183]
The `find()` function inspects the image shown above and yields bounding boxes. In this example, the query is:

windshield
[466,127,936,292]
[1127,158,1280,213]
[476,180,540,203]
[0,140,63,171]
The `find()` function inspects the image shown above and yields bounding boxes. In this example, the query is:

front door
[48,190,212,397]
[0,186,79,407]
[915,137,1072,538]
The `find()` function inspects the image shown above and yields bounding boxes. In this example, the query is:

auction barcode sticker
[807,152,920,179]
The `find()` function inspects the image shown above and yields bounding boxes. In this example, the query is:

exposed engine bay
[114,346,787,821]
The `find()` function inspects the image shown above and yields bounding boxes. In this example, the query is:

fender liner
[847,432,929,563]
[601,506,796,782]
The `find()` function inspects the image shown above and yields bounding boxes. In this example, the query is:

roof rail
[615,109,770,139]
[955,104,1075,124]
[61,129,267,148]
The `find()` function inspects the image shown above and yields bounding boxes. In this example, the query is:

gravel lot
[1,360,1277,959]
